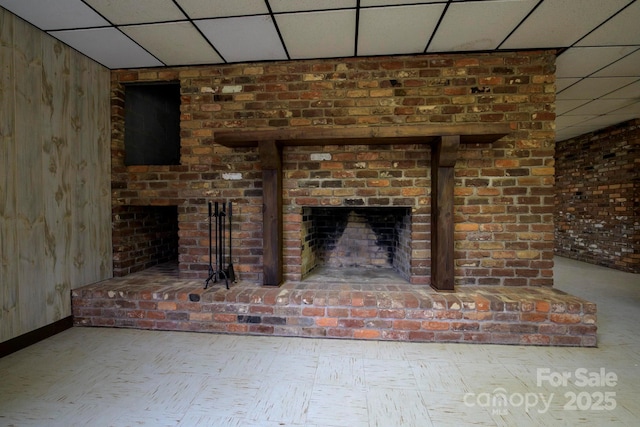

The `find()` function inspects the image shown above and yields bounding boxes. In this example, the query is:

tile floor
[0,256,638,426]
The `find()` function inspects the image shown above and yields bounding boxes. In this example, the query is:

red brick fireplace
[110,51,557,290]
[74,51,599,346]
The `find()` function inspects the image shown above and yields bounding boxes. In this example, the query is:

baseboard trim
[0,316,73,358]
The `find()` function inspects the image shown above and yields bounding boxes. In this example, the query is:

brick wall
[111,51,556,287]
[555,118,640,273]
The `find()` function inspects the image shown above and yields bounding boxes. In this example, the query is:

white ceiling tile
[176,0,269,18]
[196,16,287,63]
[361,0,442,5]
[269,0,356,13]
[84,0,185,25]
[0,0,109,29]
[358,4,446,56]
[575,115,636,128]
[557,77,638,99]
[121,22,223,65]
[556,46,638,78]
[567,123,611,133]
[608,103,640,118]
[556,78,581,92]
[576,0,640,46]
[556,115,596,127]
[48,27,163,69]
[610,100,640,115]
[501,0,630,49]
[428,0,537,52]
[608,102,640,121]
[275,10,356,59]
[555,128,586,141]
[562,99,639,116]
[556,100,590,115]
[601,79,640,99]
[592,49,640,77]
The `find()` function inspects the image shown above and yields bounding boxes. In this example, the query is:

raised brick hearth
[72,263,597,347]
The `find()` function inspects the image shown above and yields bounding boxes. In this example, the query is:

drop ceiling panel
[592,49,640,77]
[555,129,584,141]
[555,46,638,78]
[176,0,269,19]
[577,124,613,132]
[612,101,640,114]
[562,99,639,116]
[556,78,581,92]
[573,114,636,128]
[1,0,639,142]
[121,22,223,65]
[562,124,613,137]
[269,0,356,12]
[48,27,163,69]
[557,124,609,138]
[428,0,537,52]
[576,0,640,46]
[556,115,596,128]
[196,16,287,63]
[84,0,185,25]
[360,0,442,5]
[501,0,630,49]
[556,100,590,115]
[0,0,108,30]
[601,79,640,99]
[358,4,446,56]
[557,77,638,99]
[276,10,356,59]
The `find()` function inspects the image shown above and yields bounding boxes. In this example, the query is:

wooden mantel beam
[214,123,511,147]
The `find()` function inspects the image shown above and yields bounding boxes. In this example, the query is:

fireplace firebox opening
[112,205,179,277]
[301,207,412,282]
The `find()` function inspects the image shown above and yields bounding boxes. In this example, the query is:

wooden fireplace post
[259,140,283,286]
[431,135,460,291]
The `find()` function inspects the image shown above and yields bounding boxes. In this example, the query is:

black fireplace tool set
[204,201,235,290]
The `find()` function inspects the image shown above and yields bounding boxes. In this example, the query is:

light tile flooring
[1,257,638,426]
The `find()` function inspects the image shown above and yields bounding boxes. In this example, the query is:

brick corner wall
[555,118,640,273]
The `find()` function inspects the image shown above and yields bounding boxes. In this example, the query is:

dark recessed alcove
[112,205,179,277]
[124,82,180,166]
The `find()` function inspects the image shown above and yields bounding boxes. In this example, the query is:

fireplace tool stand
[204,201,232,290]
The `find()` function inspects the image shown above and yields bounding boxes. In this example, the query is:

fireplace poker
[204,201,229,290]
[227,201,236,282]
[216,201,229,289]
[219,202,225,277]
[204,202,214,289]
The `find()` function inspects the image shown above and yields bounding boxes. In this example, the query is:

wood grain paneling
[15,16,47,331]
[0,8,112,343]
[42,37,72,322]
[0,10,19,340]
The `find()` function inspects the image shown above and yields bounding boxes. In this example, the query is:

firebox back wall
[110,51,556,287]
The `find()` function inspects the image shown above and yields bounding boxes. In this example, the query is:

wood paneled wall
[0,9,112,343]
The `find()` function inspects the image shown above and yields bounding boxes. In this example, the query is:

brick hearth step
[72,269,597,347]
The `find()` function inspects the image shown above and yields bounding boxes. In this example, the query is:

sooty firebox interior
[301,207,412,282]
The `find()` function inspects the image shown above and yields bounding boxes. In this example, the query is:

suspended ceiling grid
[1,0,639,141]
